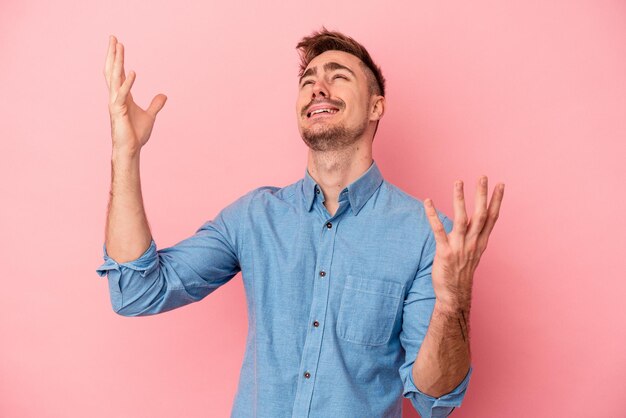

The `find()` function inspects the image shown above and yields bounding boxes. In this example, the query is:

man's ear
[370,95,385,121]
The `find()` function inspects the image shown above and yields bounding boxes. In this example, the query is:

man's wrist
[433,300,471,345]
[111,145,141,161]
[434,298,470,316]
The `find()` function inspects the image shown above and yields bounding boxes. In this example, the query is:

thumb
[147,94,167,117]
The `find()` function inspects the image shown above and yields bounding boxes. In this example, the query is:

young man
[98,28,504,418]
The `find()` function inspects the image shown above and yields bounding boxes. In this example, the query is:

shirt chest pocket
[336,275,404,346]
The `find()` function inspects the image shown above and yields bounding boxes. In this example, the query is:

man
[97,28,504,418]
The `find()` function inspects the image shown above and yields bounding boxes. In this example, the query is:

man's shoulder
[380,179,427,212]
[238,178,302,206]
[379,179,453,229]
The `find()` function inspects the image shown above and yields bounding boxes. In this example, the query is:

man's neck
[306,141,373,216]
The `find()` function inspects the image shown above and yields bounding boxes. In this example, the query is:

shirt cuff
[95,239,159,278]
[403,366,473,418]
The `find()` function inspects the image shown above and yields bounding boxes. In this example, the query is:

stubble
[301,118,368,152]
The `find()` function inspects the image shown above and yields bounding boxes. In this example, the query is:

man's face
[296,50,378,151]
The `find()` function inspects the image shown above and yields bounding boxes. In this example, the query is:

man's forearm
[412,301,471,398]
[104,149,153,263]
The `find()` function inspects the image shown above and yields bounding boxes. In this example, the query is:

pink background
[1,1,625,417]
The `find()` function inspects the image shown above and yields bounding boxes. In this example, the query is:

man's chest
[237,208,429,346]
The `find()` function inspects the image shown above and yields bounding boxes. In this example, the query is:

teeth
[310,108,338,116]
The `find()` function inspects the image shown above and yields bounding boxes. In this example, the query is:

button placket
[292,209,340,417]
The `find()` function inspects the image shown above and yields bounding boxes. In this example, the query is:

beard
[300,118,369,152]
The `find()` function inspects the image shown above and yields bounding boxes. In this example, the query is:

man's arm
[412,302,471,398]
[97,36,245,317]
[415,177,504,397]
[105,150,152,263]
[102,35,166,263]
[96,197,247,316]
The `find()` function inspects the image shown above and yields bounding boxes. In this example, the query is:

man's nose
[312,79,328,98]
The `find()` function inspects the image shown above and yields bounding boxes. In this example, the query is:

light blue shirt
[96,160,472,417]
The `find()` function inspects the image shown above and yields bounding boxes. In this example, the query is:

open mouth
[306,103,341,118]
[307,108,339,118]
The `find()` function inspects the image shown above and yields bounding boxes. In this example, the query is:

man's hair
[296,27,386,98]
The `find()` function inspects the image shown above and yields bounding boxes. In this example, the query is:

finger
[424,198,449,247]
[110,42,122,100]
[468,175,489,238]
[114,70,136,106]
[147,94,168,118]
[110,42,125,101]
[478,182,505,243]
[119,44,126,85]
[104,35,117,88]
[452,180,468,236]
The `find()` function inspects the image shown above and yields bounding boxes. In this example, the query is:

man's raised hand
[424,176,505,312]
[104,35,167,155]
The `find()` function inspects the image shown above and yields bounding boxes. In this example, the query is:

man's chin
[301,126,355,152]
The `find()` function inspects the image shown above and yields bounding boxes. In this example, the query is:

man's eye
[301,80,313,87]
[333,74,347,80]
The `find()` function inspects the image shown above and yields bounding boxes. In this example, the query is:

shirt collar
[303,159,384,216]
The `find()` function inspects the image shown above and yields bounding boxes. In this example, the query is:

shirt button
[315,187,320,194]
[313,320,319,327]
[326,222,332,229]
[304,371,311,378]
[319,271,326,277]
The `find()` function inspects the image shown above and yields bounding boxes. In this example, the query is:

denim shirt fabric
[96,160,472,418]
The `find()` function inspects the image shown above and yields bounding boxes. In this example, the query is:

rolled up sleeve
[398,209,472,417]
[95,191,251,316]
[403,364,472,417]
[96,239,160,314]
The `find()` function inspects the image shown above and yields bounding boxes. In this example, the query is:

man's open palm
[424,176,505,310]
[104,35,167,153]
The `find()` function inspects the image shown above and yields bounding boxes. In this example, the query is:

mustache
[301,98,344,118]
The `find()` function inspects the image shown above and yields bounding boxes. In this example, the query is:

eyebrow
[299,61,356,84]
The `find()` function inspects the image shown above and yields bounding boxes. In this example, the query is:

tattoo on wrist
[458,311,467,342]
